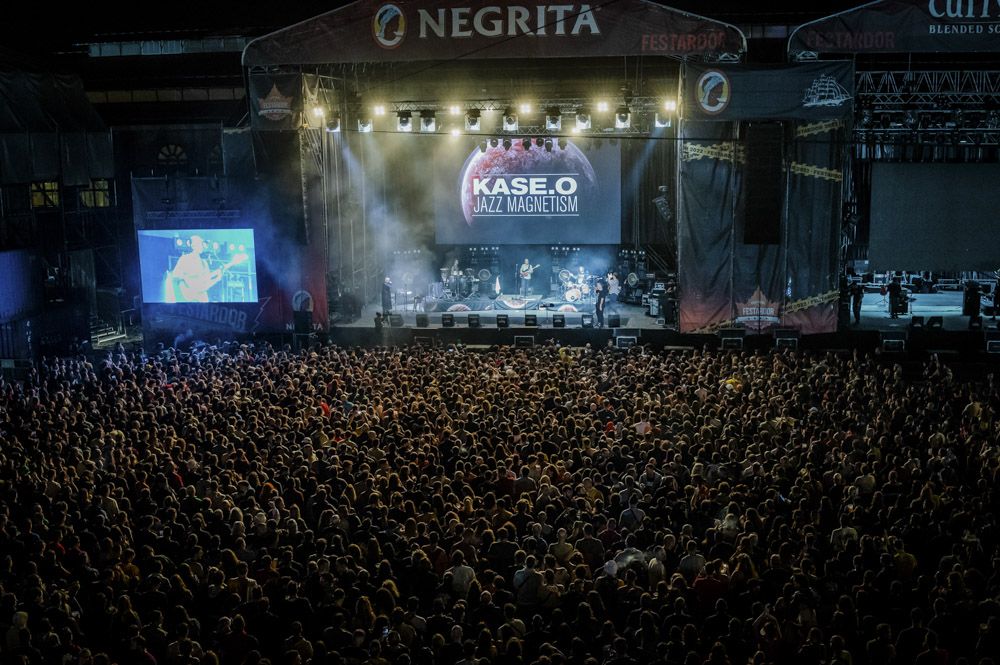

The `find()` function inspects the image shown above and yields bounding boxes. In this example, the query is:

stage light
[535,137,545,147]
[519,102,532,114]
[325,117,341,133]
[373,104,386,116]
[397,111,412,132]
[654,114,672,128]
[238,244,245,252]
[503,138,512,150]
[596,100,609,112]
[212,242,220,251]
[663,99,677,112]
[420,112,436,132]
[479,141,487,153]
[450,128,461,137]
[575,111,591,130]
[521,138,531,150]
[465,109,481,131]
[615,106,631,129]
[311,105,325,118]
[228,244,236,251]
[544,139,553,152]
[358,119,373,132]
[502,109,518,131]
[558,138,567,150]
[175,238,183,246]
[545,107,561,131]
[489,138,499,148]
[449,105,461,116]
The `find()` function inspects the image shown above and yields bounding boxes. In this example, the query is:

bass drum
[564,287,582,302]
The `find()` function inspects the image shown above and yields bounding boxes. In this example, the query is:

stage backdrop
[677,62,848,334]
[134,167,328,346]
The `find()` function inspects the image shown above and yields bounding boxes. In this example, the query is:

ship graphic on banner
[802,75,852,108]
[735,287,781,331]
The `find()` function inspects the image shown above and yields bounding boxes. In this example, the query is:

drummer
[577,266,587,285]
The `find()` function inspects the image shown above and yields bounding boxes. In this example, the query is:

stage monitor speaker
[986,331,1000,354]
[616,336,637,349]
[496,314,509,328]
[607,314,621,328]
[415,313,429,327]
[910,316,925,329]
[552,314,565,328]
[388,314,404,327]
[442,313,455,327]
[514,335,534,348]
[718,328,745,351]
[880,330,907,352]
[970,315,983,330]
[467,314,481,328]
[743,121,784,244]
[927,315,944,329]
[774,328,800,351]
[524,314,538,327]
[581,314,594,328]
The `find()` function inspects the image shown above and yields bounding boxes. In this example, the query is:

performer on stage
[382,277,393,316]
[519,258,539,297]
[594,275,608,328]
[606,271,621,302]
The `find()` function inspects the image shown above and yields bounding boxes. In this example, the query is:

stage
[342,298,665,330]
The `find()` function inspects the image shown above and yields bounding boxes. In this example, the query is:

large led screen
[138,229,258,303]
[435,138,621,245]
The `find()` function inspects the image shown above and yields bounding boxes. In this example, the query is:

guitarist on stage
[173,235,246,303]
[519,258,540,297]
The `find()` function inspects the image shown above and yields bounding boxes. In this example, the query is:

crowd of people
[1,341,1000,665]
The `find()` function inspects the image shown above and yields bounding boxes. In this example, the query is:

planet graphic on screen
[459,140,599,226]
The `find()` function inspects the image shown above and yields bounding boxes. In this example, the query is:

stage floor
[333,291,994,333]
[856,291,996,331]
[341,299,668,330]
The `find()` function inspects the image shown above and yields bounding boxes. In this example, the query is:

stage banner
[677,120,842,334]
[680,62,853,122]
[677,121,738,333]
[789,0,1000,57]
[242,0,745,65]
[249,72,303,131]
[783,119,843,333]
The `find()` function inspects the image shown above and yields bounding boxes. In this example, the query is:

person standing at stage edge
[850,280,864,325]
[595,276,608,328]
[382,277,393,317]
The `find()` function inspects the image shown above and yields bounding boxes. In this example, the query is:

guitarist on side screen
[173,235,246,303]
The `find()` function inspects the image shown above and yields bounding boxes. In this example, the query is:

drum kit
[559,268,596,303]
[439,267,490,299]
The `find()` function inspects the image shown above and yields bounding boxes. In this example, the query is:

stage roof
[243,0,747,66]
[788,0,1000,57]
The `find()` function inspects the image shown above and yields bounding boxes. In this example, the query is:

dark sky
[1,0,866,55]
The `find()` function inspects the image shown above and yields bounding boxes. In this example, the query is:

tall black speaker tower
[743,122,784,245]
